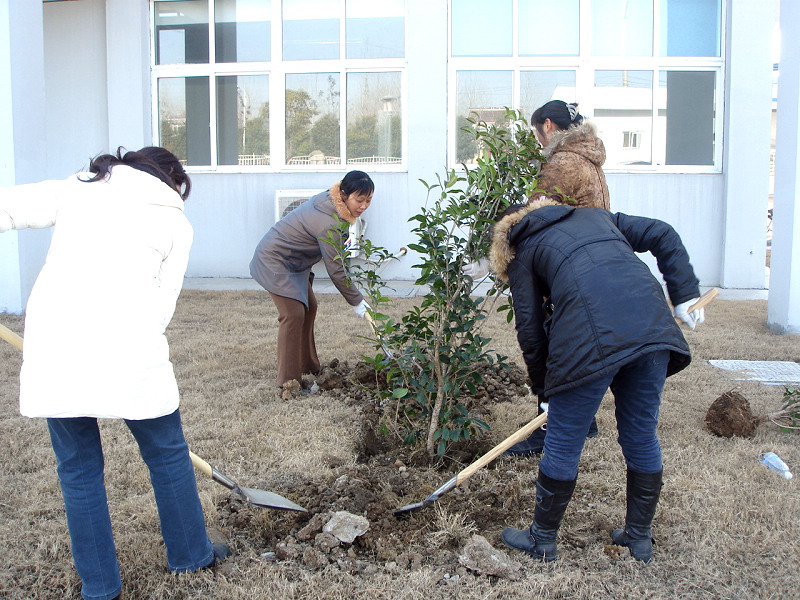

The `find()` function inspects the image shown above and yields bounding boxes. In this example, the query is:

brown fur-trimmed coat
[249,182,363,308]
[532,120,610,210]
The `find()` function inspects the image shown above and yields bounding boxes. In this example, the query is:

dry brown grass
[1,292,799,599]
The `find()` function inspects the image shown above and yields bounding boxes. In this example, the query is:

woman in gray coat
[250,170,374,386]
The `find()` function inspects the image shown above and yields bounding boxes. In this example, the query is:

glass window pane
[158,77,211,166]
[456,70,513,163]
[660,0,721,57]
[520,71,576,125]
[519,0,579,56]
[592,70,653,167]
[451,0,512,57]
[346,0,404,59]
[154,0,209,65]
[216,75,269,166]
[658,71,716,165]
[592,0,653,57]
[282,0,340,60]
[215,0,271,62]
[346,72,402,165]
[285,73,340,164]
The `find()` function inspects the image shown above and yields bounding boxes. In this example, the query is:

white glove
[462,258,491,279]
[353,299,370,319]
[674,299,705,330]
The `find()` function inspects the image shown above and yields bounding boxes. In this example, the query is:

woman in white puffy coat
[0,147,227,600]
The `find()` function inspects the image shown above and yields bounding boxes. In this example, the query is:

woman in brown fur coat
[529,100,610,210]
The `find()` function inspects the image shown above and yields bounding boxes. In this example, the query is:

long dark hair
[83,146,191,200]
[340,170,375,198]
[531,100,583,132]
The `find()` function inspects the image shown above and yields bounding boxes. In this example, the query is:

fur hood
[489,198,563,281]
[329,182,357,225]
[542,120,606,168]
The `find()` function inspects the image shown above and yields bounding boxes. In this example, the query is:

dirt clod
[705,389,758,438]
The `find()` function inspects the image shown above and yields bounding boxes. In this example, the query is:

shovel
[189,451,306,512]
[0,321,306,512]
[393,412,548,516]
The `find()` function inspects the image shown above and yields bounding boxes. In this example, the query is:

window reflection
[451,0,512,57]
[592,0,653,57]
[660,0,720,57]
[215,0,271,63]
[592,70,653,167]
[282,0,340,60]
[158,77,211,166]
[456,70,513,163]
[155,0,210,65]
[346,0,405,59]
[346,72,402,164]
[519,0,579,56]
[217,75,269,166]
[520,71,576,124]
[285,73,341,164]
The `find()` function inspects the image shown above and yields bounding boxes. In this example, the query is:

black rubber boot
[610,468,663,563]
[587,416,599,438]
[501,471,577,562]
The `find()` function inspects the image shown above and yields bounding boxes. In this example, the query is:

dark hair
[496,202,528,222]
[84,146,191,200]
[340,170,375,198]
[531,100,583,131]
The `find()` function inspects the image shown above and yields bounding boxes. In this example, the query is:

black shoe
[202,543,231,570]
[505,426,546,456]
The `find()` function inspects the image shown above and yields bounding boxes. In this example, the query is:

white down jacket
[0,166,193,419]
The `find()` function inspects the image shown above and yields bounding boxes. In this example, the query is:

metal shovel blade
[393,476,457,516]
[190,451,307,512]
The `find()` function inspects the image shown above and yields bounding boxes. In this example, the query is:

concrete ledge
[183,278,768,300]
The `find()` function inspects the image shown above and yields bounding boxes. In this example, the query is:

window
[449,0,724,171]
[152,1,406,170]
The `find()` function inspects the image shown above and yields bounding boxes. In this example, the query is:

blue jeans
[540,350,670,481]
[47,409,213,600]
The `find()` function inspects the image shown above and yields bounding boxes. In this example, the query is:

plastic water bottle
[759,452,793,480]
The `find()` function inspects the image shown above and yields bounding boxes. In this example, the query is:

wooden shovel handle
[674,287,720,324]
[0,323,23,351]
[455,412,548,485]
[189,450,214,478]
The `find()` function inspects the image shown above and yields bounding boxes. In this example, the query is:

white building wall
[0,0,786,312]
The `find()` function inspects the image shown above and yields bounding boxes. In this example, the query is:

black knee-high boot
[610,468,663,562]
[501,471,577,561]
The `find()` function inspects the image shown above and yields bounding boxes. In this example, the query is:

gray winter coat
[250,183,364,308]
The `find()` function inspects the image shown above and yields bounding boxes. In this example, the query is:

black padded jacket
[489,199,699,397]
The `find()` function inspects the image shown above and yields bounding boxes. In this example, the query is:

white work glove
[674,299,705,330]
[353,299,370,319]
[462,258,491,279]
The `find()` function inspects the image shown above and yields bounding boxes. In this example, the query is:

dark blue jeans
[47,409,213,600]
[540,350,670,481]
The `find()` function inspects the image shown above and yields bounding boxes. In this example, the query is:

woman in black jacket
[489,199,703,563]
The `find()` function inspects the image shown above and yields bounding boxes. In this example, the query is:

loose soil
[215,359,616,578]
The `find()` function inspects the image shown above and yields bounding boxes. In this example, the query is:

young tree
[339,109,547,458]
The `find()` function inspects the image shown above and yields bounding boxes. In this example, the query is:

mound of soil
[214,359,599,579]
[705,389,759,438]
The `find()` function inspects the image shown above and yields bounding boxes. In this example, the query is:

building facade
[2,0,798,332]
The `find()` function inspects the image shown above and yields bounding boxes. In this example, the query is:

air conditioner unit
[274,189,320,222]
[273,189,366,259]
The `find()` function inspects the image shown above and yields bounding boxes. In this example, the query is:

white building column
[0,1,46,314]
[720,0,774,289]
[767,0,800,334]
[105,0,152,149]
